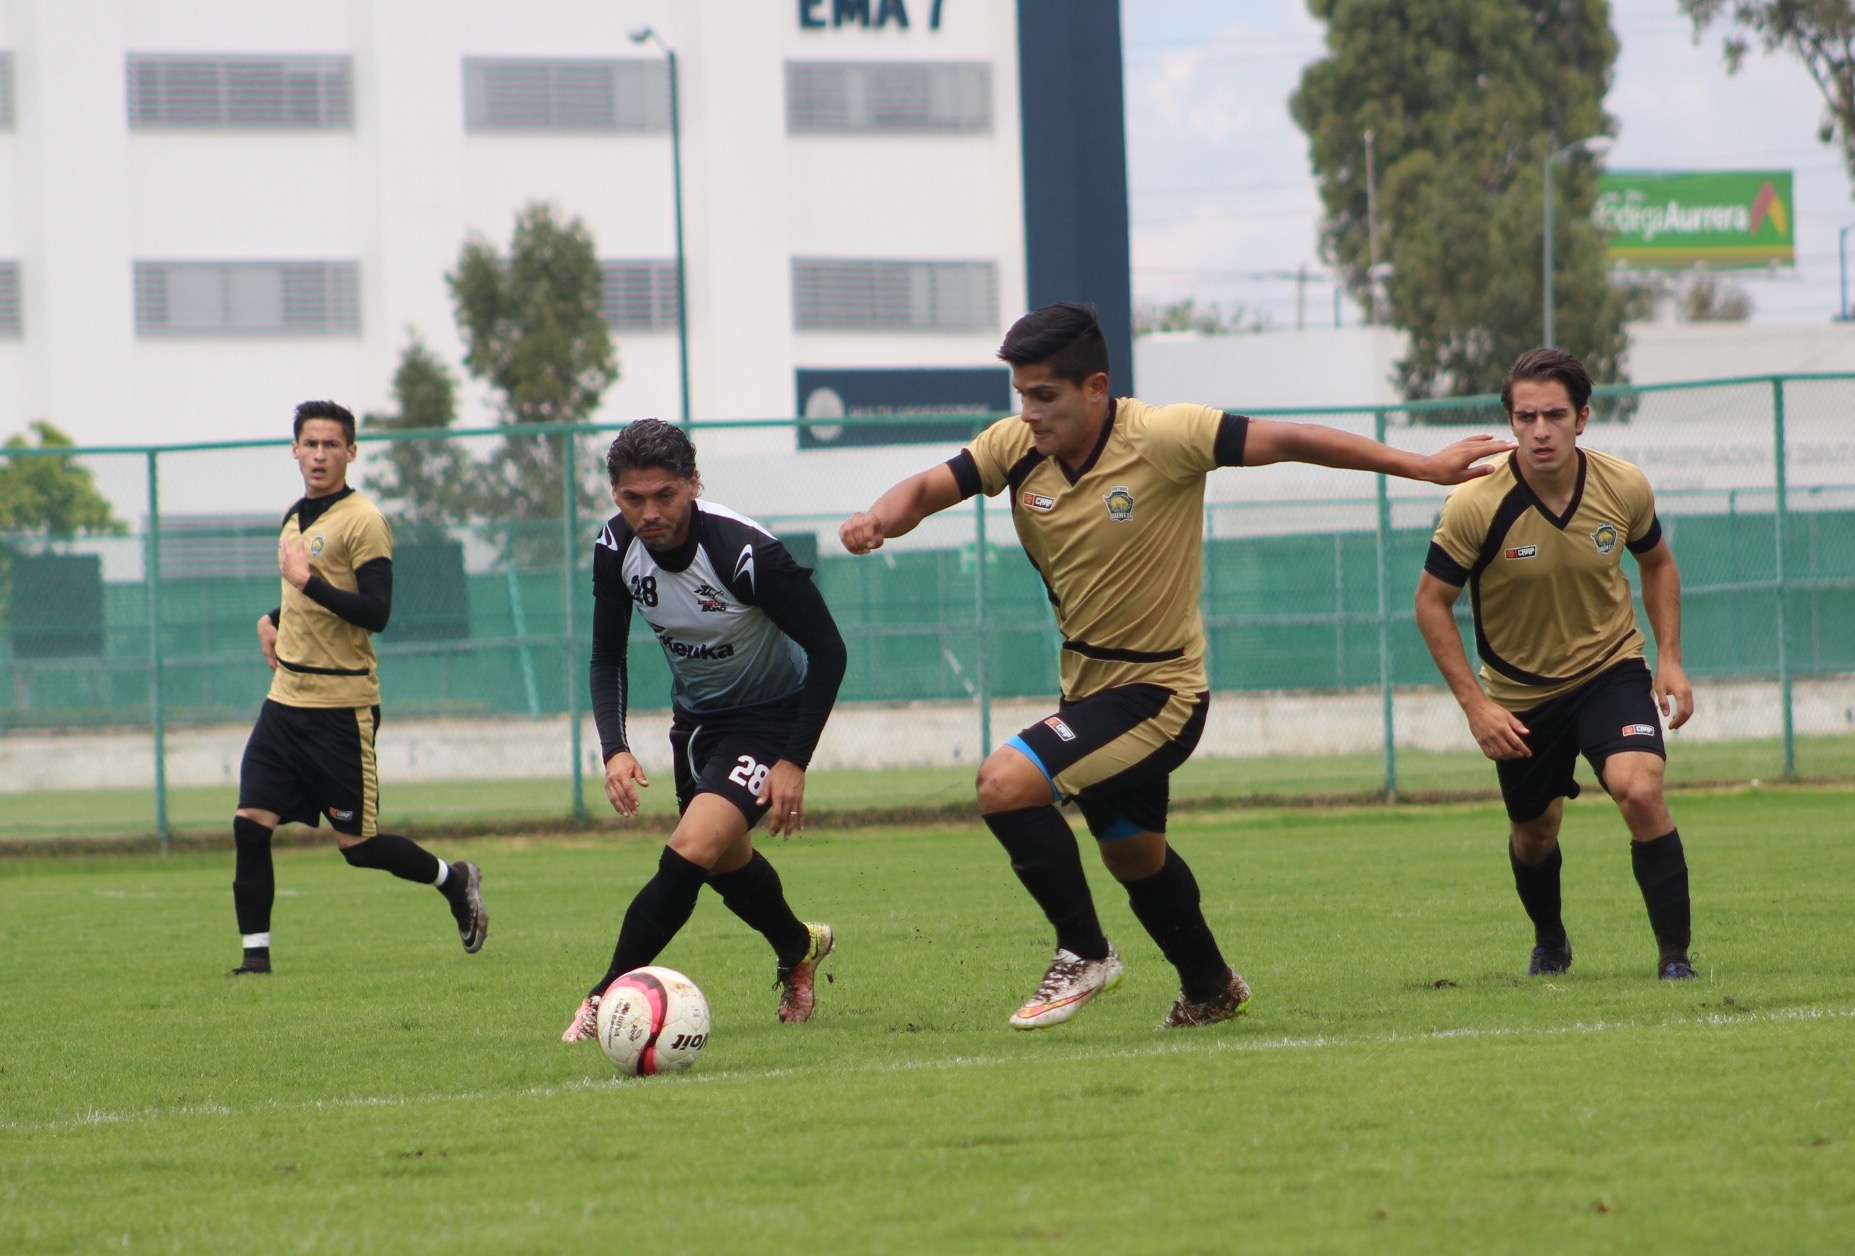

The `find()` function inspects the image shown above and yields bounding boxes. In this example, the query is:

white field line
[5,1004,1851,1136]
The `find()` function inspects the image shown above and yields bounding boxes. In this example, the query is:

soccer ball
[595,966,711,1076]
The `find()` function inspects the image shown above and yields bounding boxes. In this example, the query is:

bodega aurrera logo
[1102,486,1135,522]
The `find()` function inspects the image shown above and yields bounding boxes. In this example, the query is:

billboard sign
[1593,171,1793,268]
[795,367,1009,449]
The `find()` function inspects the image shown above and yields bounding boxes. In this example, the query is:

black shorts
[1496,659,1666,823]
[668,700,798,828]
[1007,684,1209,840]
[238,700,381,837]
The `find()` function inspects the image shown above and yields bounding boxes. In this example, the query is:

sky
[1120,0,1846,329]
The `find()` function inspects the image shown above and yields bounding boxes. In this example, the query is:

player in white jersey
[561,420,848,1039]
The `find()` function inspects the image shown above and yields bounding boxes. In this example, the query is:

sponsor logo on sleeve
[732,544,756,593]
[1622,723,1657,737]
[1021,490,1056,512]
[1043,716,1077,742]
[1503,544,1539,560]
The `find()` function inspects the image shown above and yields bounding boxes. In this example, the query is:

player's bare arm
[757,760,808,839]
[255,613,279,670]
[839,463,964,554]
[602,749,649,818]
[1633,538,1693,729]
[1413,572,1532,760]
[1243,419,1514,485]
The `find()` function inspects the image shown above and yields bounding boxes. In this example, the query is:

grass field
[4,731,1853,842]
[3,787,1852,1253]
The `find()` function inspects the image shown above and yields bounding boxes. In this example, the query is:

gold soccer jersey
[952,398,1248,700]
[1426,448,1662,711]
[268,490,393,708]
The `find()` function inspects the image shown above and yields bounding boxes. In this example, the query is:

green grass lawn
[3,731,1850,844]
[3,787,1851,1252]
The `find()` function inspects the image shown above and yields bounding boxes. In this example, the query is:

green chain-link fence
[3,373,1852,842]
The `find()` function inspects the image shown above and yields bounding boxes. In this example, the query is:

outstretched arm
[1633,538,1693,730]
[1243,419,1513,485]
[839,462,965,554]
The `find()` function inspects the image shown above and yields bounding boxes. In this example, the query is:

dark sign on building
[795,366,1010,449]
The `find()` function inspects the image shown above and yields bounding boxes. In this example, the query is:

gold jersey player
[1415,348,1697,981]
[840,303,1510,1029]
[229,401,487,975]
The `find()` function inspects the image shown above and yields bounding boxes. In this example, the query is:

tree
[448,203,618,562]
[0,420,126,626]
[0,421,125,537]
[1134,298,1274,336]
[1680,1,1855,188]
[360,332,475,533]
[1290,0,1632,400]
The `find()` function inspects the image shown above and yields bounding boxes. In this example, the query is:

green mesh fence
[3,374,1852,842]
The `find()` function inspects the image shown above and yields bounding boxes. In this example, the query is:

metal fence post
[1374,409,1398,801]
[563,430,585,822]
[974,489,991,759]
[146,449,169,846]
[1772,378,1796,779]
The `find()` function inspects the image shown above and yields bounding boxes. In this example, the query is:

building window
[601,260,680,331]
[126,55,352,129]
[0,263,20,337]
[464,58,668,132]
[786,61,991,134]
[0,53,14,130]
[793,259,997,332]
[134,262,360,336]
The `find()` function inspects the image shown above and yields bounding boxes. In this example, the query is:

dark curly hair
[605,418,697,485]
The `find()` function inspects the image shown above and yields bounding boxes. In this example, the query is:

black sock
[594,847,709,997]
[340,832,441,884]
[1122,847,1228,1000]
[708,850,810,966]
[1510,839,1566,948]
[1631,829,1691,962]
[983,807,1109,960]
[232,815,275,936]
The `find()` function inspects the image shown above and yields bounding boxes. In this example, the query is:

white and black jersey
[589,500,846,767]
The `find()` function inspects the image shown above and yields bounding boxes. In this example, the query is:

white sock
[241,932,271,949]
[433,860,450,887]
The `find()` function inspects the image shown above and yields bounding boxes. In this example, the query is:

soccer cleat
[1008,945,1124,1030]
[561,994,601,1043]
[776,922,836,1024]
[1527,939,1573,976]
[1158,968,1253,1029]
[228,953,272,976]
[1659,958,1697,981]
[446,860,488,954]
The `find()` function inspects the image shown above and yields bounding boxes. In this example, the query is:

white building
[0,0,1132,494]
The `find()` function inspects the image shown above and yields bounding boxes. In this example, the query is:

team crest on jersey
[1102,486,1135,522]
[1590,523,1619,554]
[309,534,326,557]
[1043,716,1077,742]
[1021,490,1056,512]
[1504,545,1538,560]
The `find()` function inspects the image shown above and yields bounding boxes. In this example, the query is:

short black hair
[605,418,698,485]
[1502,348,1594,413]
[294,400,357,443]
[997,302,1111,386]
